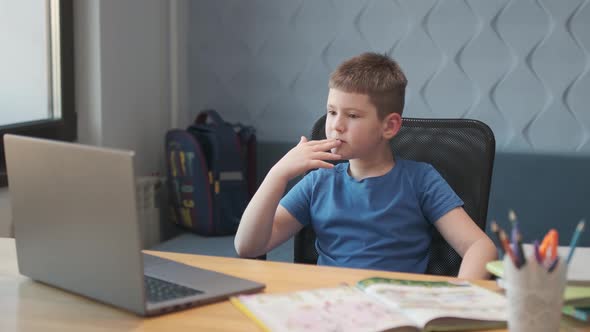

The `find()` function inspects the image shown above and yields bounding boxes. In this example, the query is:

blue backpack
[165,110,256,236]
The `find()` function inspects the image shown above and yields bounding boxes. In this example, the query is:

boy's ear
[382,113,402,139]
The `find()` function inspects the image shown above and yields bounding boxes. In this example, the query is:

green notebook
[562,306,590,322]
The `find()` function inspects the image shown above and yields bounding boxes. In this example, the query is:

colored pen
[548,256,560,273]
[515,233,527,267]
[511,238,520,266]
[566,220,585,264]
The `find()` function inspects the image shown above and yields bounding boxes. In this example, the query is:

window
[0,0,75,187]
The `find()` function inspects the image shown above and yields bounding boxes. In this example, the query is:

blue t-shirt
[280,159,463,273]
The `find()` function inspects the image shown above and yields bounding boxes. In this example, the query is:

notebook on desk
[486,244,590,321]
[486,244,590,286]
[3,134,265,316]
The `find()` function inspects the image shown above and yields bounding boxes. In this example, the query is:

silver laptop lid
[4,134,146,315]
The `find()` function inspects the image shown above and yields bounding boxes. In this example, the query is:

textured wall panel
[188,0,590,154]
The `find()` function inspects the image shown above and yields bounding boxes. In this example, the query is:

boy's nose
[330,116,345,132]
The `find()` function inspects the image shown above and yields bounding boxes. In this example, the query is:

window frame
[0,0,76,187]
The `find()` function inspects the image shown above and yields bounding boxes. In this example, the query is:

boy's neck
[348,146,395,181]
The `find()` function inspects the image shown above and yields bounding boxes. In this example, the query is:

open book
[230,277,507,332]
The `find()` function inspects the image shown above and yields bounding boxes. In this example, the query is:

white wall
[0,1,49,125]
[77,0,173,174]
[0,0,184,237]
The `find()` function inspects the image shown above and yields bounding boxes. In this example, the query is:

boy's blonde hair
[329,52,407,118]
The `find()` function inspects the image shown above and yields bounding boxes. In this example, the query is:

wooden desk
[0,238,588,332]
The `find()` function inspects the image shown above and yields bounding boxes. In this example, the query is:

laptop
[3,134,265,316]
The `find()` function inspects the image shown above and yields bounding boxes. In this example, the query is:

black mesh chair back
[293,115,496,276]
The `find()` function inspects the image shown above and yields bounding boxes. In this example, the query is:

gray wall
[189,0,590,245]
[2,0,588,249]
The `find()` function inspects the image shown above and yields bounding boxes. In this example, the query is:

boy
[235,53,496,279]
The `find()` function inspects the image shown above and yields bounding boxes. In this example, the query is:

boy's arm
[234,169,301,257]
[434,207,497,279]
[234,137,341,258]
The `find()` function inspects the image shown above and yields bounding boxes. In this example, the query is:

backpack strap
[195,109,225,126]
[192,110,244,183]
[236,125,257,198]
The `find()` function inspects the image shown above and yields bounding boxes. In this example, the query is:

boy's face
[325,89,398,159]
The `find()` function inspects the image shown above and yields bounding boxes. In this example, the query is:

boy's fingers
[315,152,341,160]
[321,139,341,146]
[297,136,308,146]
[306,140,340,151]
[311,140,341,152]
[306,138,338,146]
[310,160,336,169]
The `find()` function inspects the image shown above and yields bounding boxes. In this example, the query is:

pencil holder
[503,256,567,332]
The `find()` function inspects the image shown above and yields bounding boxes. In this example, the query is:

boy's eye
[327,110,336,116]
[349,114,359,119]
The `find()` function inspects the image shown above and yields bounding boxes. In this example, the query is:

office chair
[293,115,496,276]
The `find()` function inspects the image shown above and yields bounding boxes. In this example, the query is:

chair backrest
[293,115,496,276]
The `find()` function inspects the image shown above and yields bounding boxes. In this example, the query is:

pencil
[533,239,542,264]
[500,229,518,267]
[490,221,504,259]
[508,210,526,266]
[566,220,585,264]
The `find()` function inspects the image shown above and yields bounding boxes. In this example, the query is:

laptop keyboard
[144,275,203,303]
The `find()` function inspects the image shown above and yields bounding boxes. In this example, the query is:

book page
[232,286,418,332]
[358,278,507,329]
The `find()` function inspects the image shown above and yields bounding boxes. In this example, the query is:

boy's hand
[271,136,342,181]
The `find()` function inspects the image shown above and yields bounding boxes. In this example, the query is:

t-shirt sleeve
[419,164,464,224]
[279,172,314,226]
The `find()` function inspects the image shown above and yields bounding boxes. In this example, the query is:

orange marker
[550,230,559,259]
[539,229,558,260]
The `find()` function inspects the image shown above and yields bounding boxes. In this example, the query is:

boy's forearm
[457,237,497,280]
[234,167,289,258]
